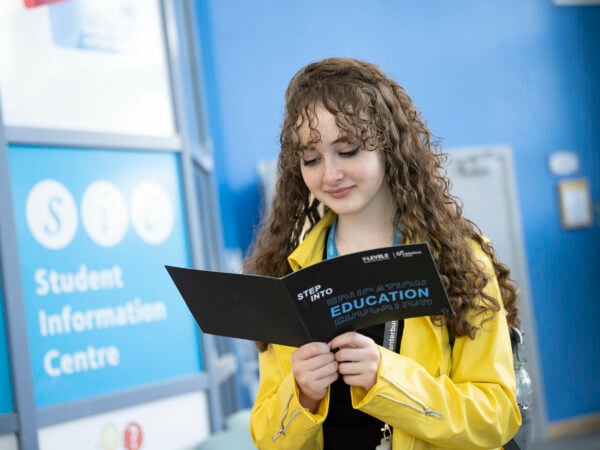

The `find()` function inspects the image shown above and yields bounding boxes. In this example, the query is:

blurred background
[0,0,598,449]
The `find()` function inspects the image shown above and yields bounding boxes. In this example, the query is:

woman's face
[298,106,392,220]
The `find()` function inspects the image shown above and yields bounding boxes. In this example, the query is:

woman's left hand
[329,331,381,391]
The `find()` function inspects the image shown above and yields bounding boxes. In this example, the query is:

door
[445,145,546,441]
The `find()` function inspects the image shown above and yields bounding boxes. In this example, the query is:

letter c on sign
[44,349,61,377]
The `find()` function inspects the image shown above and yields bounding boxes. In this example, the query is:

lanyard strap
[383,320,400,352]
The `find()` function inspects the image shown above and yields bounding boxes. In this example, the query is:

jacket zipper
[379,375,443,419]
[272,394,301,440]
[271,394,323,450]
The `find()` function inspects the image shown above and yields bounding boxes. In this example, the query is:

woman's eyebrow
[331,135,354,145]
[299,136,353,152]
[298,143,315,152]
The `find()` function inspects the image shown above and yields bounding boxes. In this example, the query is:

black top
[323,322,403,450]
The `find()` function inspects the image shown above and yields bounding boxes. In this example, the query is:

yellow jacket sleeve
[250,344,327,449]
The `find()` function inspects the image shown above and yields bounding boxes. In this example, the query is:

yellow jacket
[250,212,521,449]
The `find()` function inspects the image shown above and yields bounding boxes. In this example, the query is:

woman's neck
[334,211,397,256]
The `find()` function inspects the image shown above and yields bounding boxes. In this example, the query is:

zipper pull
[375,424,392,450]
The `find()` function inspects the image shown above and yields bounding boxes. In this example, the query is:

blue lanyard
[326,216,400,259]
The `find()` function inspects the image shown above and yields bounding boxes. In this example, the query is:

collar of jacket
[287,210,336,272]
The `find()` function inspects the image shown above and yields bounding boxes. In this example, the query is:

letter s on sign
[35,268,49,296]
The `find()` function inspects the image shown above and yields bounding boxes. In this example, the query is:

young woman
[245,57,522,450]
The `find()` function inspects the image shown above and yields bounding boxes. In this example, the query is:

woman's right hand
[291,342,338,413]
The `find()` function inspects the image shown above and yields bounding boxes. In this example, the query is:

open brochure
[166,243,453,347]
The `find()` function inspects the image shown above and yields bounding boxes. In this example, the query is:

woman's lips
[325,187,353,199]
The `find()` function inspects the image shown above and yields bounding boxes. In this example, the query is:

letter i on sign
[124,422,143,450]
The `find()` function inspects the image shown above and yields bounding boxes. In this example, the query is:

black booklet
[166,243,453,347]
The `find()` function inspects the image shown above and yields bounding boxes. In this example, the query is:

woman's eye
[339,147,360,158]
[302,157,319,167]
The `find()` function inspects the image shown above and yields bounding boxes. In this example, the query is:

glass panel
[0,0,175,137]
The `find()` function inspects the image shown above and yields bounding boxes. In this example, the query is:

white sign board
[38,392,210,450]
[0,435,18,450]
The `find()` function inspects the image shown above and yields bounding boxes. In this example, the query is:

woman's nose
[323,158,342,183]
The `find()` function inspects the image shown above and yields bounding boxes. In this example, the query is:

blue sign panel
[8,145,202,407]
[0,275,14,413]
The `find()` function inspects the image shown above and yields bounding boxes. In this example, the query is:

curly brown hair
[245,58,519,350]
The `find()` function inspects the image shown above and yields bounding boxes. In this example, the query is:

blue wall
[196,0,600,424]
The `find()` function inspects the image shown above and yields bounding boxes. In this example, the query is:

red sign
[24,0,68,8]
[124,422,144,450]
